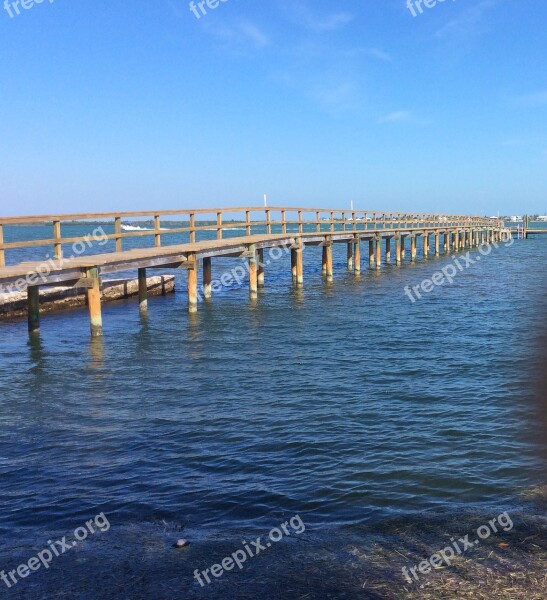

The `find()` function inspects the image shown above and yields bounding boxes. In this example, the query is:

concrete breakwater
[0,275,175,319]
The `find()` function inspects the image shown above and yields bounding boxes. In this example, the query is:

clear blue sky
[0,0,545,216]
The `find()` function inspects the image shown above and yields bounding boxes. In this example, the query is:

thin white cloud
[379,110,411,124]
[513,90,547,107]
[365,48,393,63]
[313,81,358,114]
[435,0,499,39]
[205,20,270,49]
[378,111,431,126]
[237,21,270,48]
[284,1,352,32]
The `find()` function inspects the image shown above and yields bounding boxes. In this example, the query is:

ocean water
[0,225,545,598]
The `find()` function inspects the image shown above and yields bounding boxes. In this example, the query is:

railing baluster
[246,210,252,236]
[114,217,122,252]
[298,210,303,235]
[316,211,321,233]
[190,213,196,243]
[155,215,161,247]
[281,210,286,234]
[266,209,271,234]
[0,224,5,267]
[217,212,223,240]
[53,220,62,259]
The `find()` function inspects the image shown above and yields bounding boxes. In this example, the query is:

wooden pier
[0,208,506,337]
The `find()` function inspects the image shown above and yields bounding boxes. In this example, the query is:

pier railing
[0,207,502,266]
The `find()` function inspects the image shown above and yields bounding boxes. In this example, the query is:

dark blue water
[0,226,545,598]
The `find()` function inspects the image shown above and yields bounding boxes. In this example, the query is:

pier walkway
[0,207,505,337]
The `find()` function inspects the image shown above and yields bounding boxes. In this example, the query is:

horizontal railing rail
[0,207,504,267]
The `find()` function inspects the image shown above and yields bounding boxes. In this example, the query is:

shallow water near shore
[0,232,545,597]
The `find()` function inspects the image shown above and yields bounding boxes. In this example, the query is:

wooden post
[395,236,402,265]
[326,242,333,281]
[138,268,148,313]
[296,242,304,287]
[354,238,361,273]
[257,248,265,288]
[435,232,440,255]
[114,217,122,252]
[281,210,287,234]
[375,236,381,269]
[401,236,406,259]
[203,257,212,299]
[266,210,271,234]
[248,244,258,298]
[424,232,429,257]
[444,232,449,253]
[86,267,103,337]
[347,242,354,271]
[0,224,5,267]
[369,239,375,267]
[385,238,391,263]
[187,259,198,313]
[27,286,40,334]
[322,245,328,276]
[291,248,297,281]
[154,215,161,247]
[190,213,196,243]
[217,212,223,240]
[246,210,252,236]
[410,235,416,262]
[53,220,62,259]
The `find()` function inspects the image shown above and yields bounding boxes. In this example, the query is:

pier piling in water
[354,238,361,273]
[138,268,148,313]
[347,242,354,272]
[296,243,304,287]
[248,244,258,298]
[187,259,198,313]
[257,249,265,289]
[385,238,391,263]
[375,236,381,269]
[326,242,333,281]
[86,267,103,337]
[203,257,212,299]
[27,286,40,334]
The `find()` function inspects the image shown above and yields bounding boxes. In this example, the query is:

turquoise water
[0,225,545,598]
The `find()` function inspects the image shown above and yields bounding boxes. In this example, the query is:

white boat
[121,224,153,231]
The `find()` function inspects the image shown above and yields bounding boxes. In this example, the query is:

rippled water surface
[0,229,545,597]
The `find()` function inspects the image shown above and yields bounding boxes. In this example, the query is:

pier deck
[0,207,507,337]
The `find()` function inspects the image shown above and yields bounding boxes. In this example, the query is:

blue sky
[0,0,545,216]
